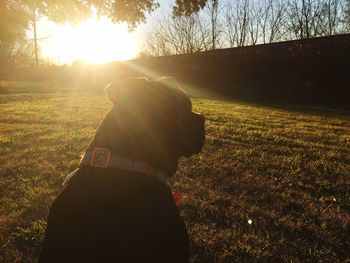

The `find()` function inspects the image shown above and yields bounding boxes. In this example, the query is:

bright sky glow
[38,17,142,65]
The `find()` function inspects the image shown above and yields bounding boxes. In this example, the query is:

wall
[117,34,350,109]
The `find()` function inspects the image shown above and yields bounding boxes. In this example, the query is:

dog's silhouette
[38,77,205,263]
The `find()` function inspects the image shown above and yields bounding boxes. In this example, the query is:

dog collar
[62,148,182,206]
[82,148,168,182]
[63,148,168,185]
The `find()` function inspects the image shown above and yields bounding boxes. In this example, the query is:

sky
[32,0,173,65]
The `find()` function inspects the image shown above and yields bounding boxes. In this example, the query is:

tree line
[144,0,350,57]
[1,0,349,70]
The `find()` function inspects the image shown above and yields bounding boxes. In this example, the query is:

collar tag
[90,148,111,168]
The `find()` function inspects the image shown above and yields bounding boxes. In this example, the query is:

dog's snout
[195,112,204,121]
[192,112,205,126]
[182,112,205,157]
[195,113,205,150]
[194,112,205,130]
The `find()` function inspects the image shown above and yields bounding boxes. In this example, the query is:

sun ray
[124,62,219,99]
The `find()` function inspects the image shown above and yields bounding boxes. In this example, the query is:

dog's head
[89,77,205,175]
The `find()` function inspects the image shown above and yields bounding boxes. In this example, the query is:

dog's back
[39,167,189,263]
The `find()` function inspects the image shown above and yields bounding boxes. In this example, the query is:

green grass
[1,81,350,262]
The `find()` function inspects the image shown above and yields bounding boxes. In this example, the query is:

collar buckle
[90,148,111,168]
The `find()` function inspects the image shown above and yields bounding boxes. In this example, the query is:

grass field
[0,81,350,262]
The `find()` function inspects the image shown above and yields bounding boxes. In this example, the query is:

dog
[38,77,205,263]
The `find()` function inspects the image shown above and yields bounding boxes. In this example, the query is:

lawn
[0,81,349,262]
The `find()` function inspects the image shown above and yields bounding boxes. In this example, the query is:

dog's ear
[105,82,119,104]
[105,78,149,104]
[156,77,179,89]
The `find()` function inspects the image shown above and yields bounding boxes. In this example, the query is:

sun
[43,18,140,64]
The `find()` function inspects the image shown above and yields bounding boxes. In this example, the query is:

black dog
[38,77,205,263]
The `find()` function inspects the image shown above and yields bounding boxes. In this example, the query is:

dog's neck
[87,110,179,176]
[79,148,168,182]
[87,144,178,176]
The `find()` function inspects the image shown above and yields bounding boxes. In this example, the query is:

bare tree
[259,0,288,43]
[195,12,212,51]
[341,0,350,32]
[223,4,239,47]
[248,1,264,45]
[143,19,172,56]
[286,0,325,39]
[224,0,250,47]
[172,15,209,53]
[317,0,342,36]
[204,0,222,50]
[144,13,210,56]
[144,0,350,56]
